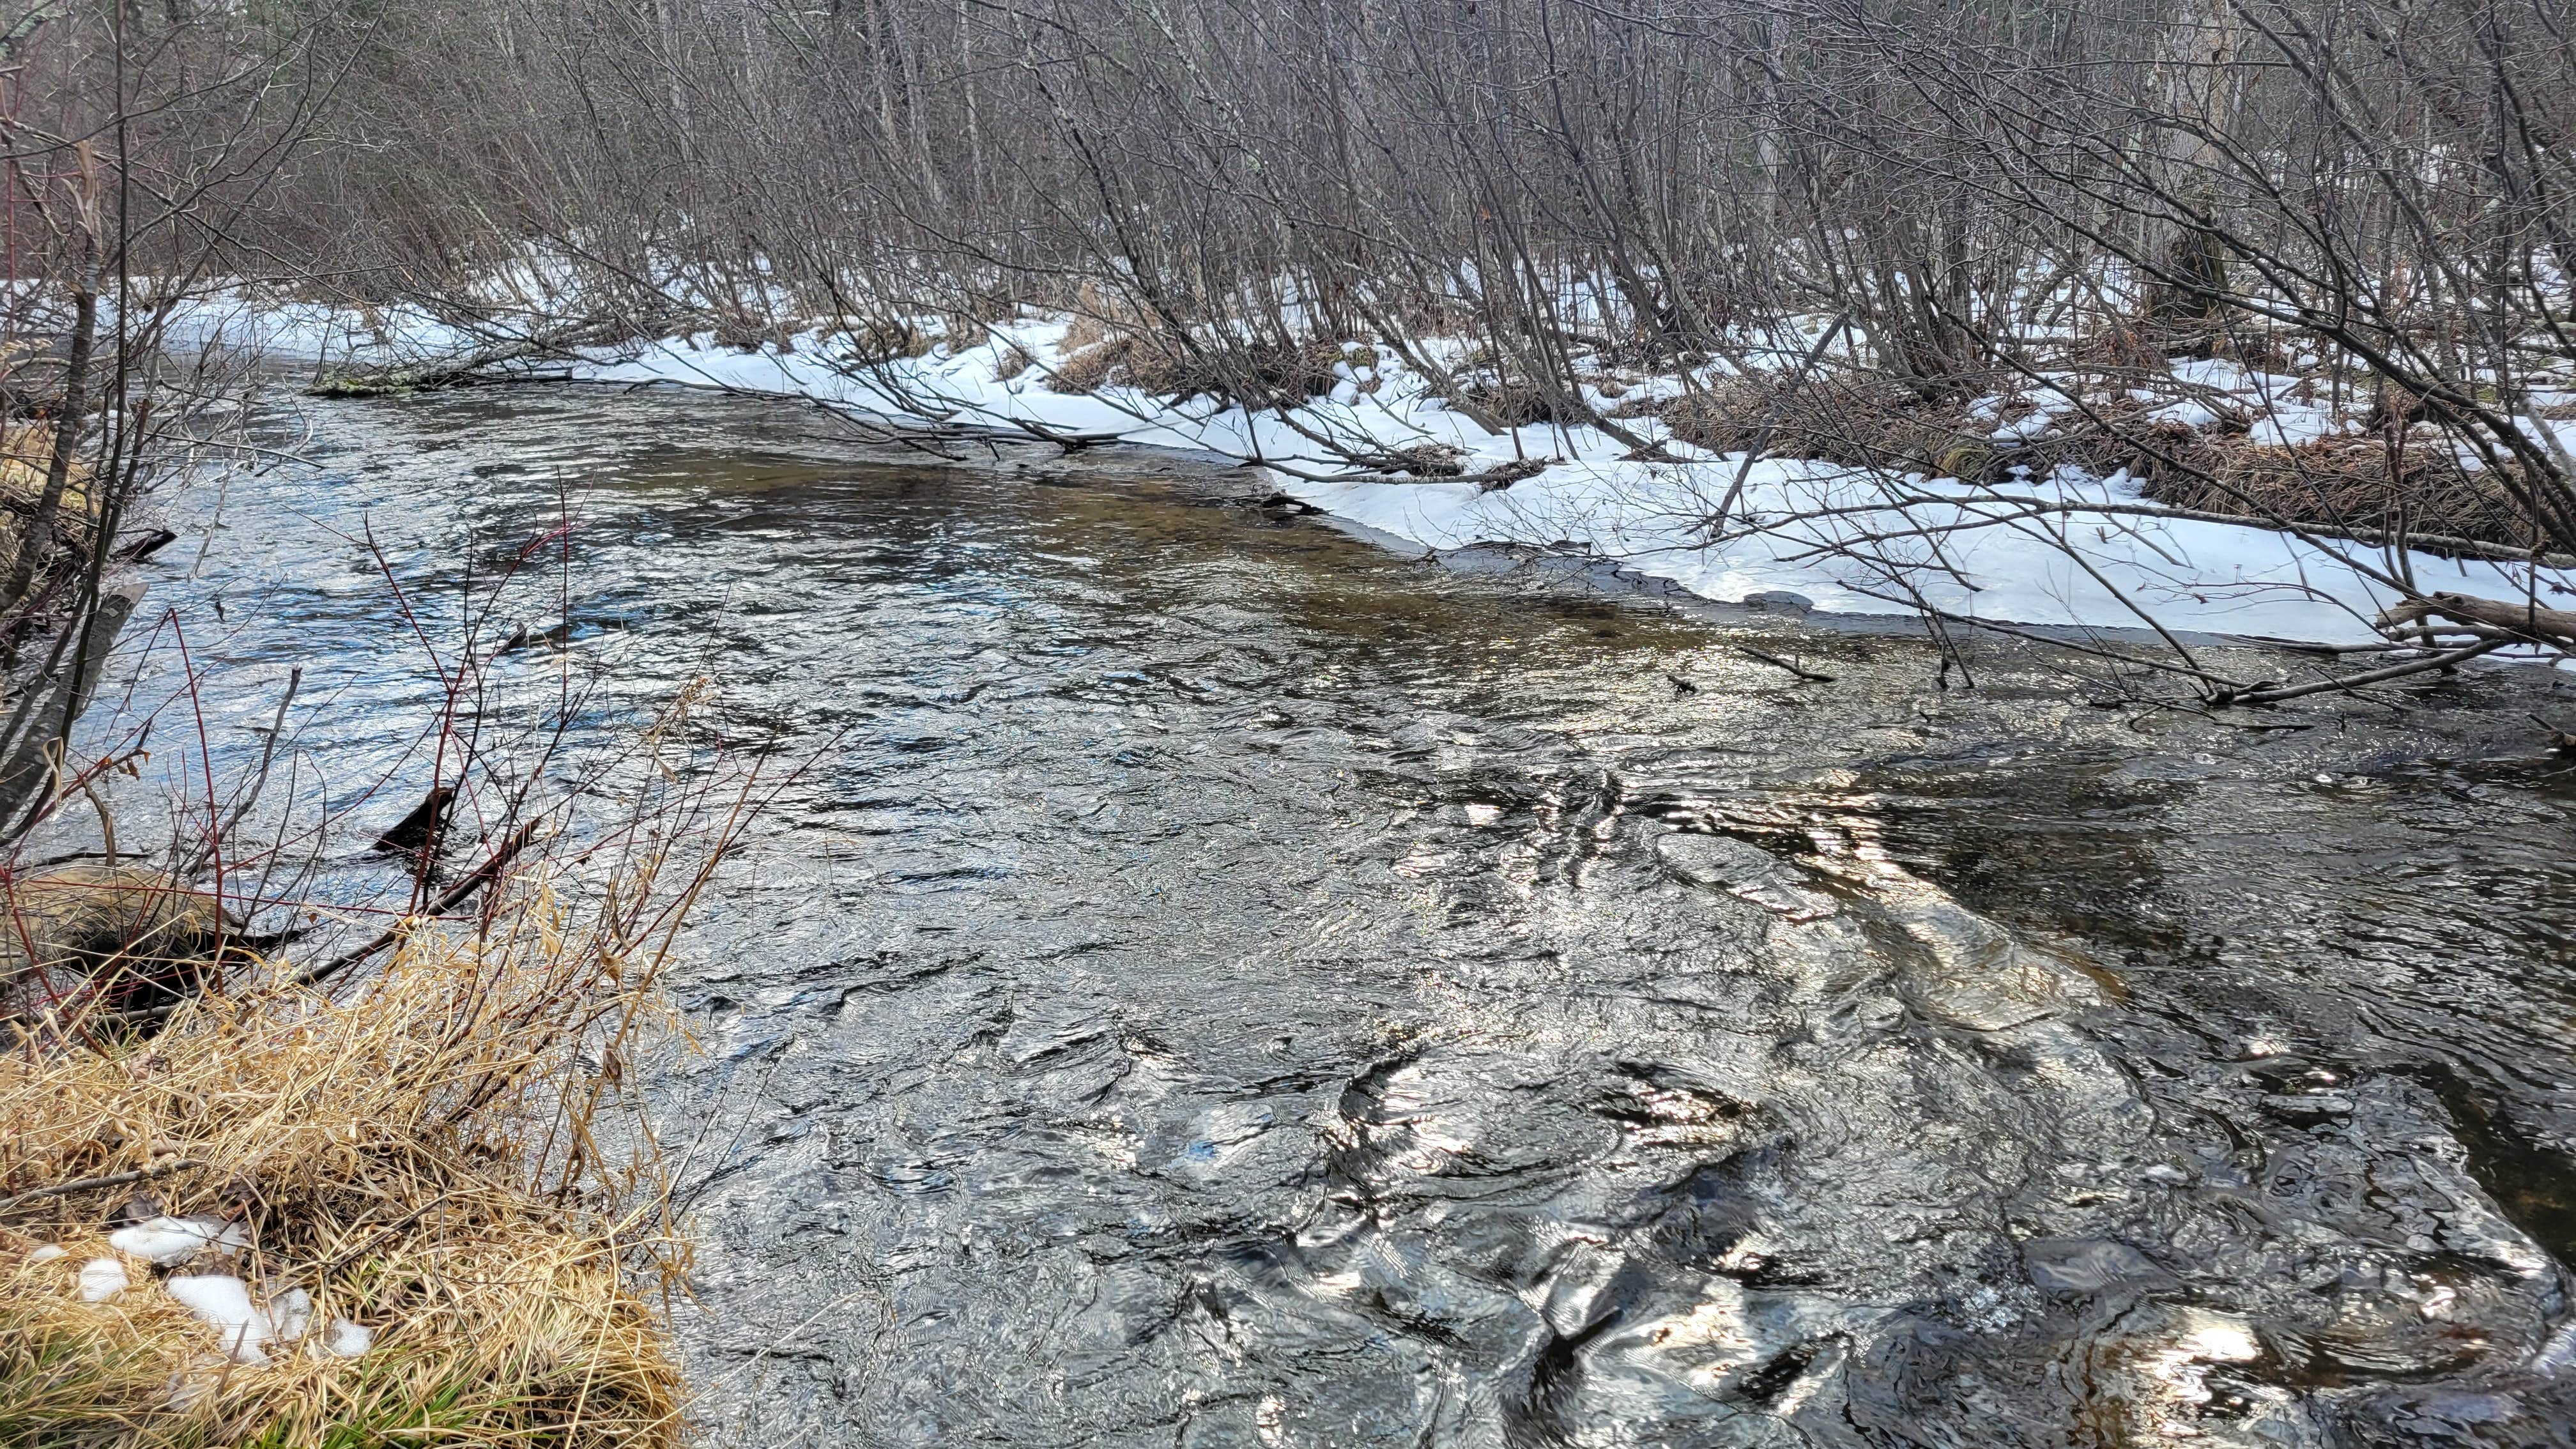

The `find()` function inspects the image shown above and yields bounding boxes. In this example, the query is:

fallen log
[308,340,549,396]
[2375,592,2576,647]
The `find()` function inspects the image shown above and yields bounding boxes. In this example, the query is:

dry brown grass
[1054,282,1121,356]
[1,866,236,1022]
[1055,312,1113,358]
[1,420,91,530]
[0,874,691,1449]
[1043,333,1340,407]
[843,318,939,365]
[1446,378,1588,429]
[1,421,59,497]
[992,339,1038,383]
[1122,339,1340,406]
[0,418,103,584]
[1620,373,1931,468]
[1623,372,2536,551]
[2136,433,2534,546]
[1044,336,1132,394]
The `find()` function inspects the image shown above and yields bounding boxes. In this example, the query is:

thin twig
[0,1156,203,1216]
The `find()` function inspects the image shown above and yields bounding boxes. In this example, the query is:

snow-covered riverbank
[188,297,2571,648]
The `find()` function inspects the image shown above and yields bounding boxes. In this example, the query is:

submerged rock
[1654,832,1787,889]
[2022,1238,2168,1294]
[1655,831,1836,919]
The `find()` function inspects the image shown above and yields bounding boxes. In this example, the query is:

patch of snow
[2170,358,2253,392]
[109,1216,247,1265]
[269,1287,314,1344]
[164,1273,272,1364]
[323,1317,374,1358]
[1275,457,2554,645]
[79,1257,129,1301]
[2145,399,2223,429]
[2249,401,2349,447]
[1989,410,2058,443]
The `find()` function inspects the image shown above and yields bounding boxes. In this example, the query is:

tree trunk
[2146,0,2237,334]
[10,244,99,606]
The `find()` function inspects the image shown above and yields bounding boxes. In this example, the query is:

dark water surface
[103,383,2576,1446]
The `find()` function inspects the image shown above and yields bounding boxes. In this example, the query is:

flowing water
[102,382,2576,1446]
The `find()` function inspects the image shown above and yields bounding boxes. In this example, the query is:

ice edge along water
[180,297,2573,649]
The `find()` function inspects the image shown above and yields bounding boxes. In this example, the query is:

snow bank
[195,298,2570,647]
[1278,461,2547,644]
[151,292,474,367]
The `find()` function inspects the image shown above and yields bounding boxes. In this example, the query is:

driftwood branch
[2376,592,2576,646]
[2217,636,2514,705]
[306,315,662,396]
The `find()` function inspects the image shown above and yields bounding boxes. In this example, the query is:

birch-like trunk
[8,240,98,606]
[2147,0,2237,326]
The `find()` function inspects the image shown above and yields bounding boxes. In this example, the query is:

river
[100,381,2576,1446]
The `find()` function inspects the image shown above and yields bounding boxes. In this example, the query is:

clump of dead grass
[1446,378,1590,429]
[1623,372,2537,551]
[0,421,93,561]
[1618,372,1946,470]
[0,873,691,1449]
[2135,431,2534,547]
[0,421,65,495]
[1045,335,1133,394]
[992,339,1038,383]
[1043,332,1340,408]
[839,317,939,365]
